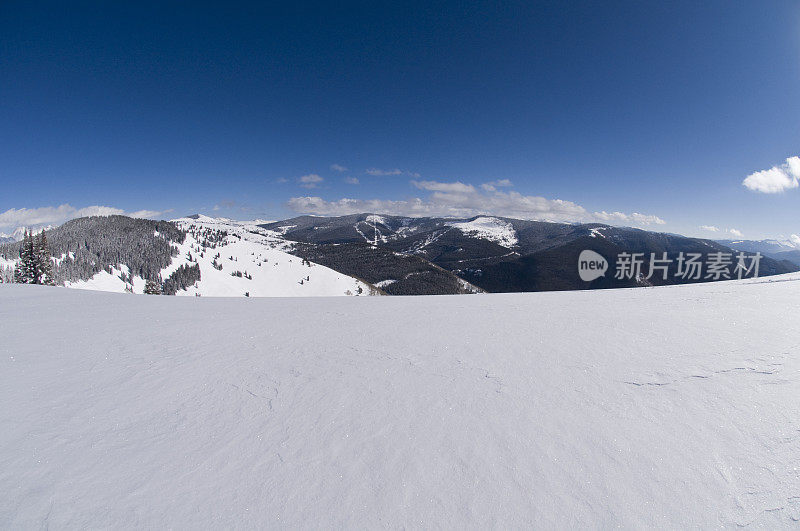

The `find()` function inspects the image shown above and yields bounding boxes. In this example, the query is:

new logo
[578,250,608,282]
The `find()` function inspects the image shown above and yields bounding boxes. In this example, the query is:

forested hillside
[0,216,184,285]
[291,241,481,295]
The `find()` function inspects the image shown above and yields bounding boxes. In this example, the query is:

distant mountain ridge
[262,214,798,292]
[717,238,800,268]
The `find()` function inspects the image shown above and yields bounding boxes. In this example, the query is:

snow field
[1,275,799,527]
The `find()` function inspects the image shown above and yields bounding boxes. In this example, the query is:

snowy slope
[66,217,376,297]
[2,276,800,528]
[448,216,518,247]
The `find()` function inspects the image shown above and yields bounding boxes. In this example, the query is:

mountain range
[1,213,796,296]
[262,214,798,293]
[716,238,800,268]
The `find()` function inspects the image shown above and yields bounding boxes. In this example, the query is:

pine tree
[13,261,26,283]
[13,231,38,284]
[144,278,162,295]
[35,230,55,285]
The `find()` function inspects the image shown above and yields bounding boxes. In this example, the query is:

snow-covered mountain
[2,273,800,527]
[170,216,377,297]
[0,225,55,242]
[0,215,378,297]
[65,216,378,297]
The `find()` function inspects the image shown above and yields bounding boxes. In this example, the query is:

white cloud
[481,179,513,192]
[298,174,324,189]
[0,204,168,231]
[742,156,800,193]
[287,197,428,217]
[728,228,743,237]
[699,225,720,232]
[411,180,476,194]
[630,213,666,225]
[790,234,800,248]
[593,211,666,225]
[344,177,360,185]
[787,157,800,179]
[288,180,665,226]
[128,209,171,219]
[330,164,348,172]
[76,206,126,217]
[0,205,82,228]
[365,168,404,176]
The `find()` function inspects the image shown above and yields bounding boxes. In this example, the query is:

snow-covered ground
[66,217,376,297]
[2,276,800,528]
[449,216,518,247]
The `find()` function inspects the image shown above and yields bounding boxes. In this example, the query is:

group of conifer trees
[13,230,55,285]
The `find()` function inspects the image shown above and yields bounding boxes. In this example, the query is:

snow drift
[1,276,799,528]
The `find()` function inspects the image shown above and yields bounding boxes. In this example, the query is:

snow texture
[448,216,518,247]
[1,275,800,528]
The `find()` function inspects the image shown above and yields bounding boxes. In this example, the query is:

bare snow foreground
[1,278,800,529]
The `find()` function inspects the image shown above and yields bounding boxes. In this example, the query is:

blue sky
[2,1,800,240]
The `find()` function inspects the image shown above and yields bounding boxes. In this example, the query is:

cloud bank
[288,179,665,226]
[742,156,800,193]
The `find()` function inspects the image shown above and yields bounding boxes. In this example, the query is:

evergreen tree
[35,230,55,285]
[144,278,162,295]
[162,263,201,295]
[13,261,26,283]
[13,231,38,284]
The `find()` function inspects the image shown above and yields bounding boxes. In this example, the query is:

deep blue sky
[2,1,799,239]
